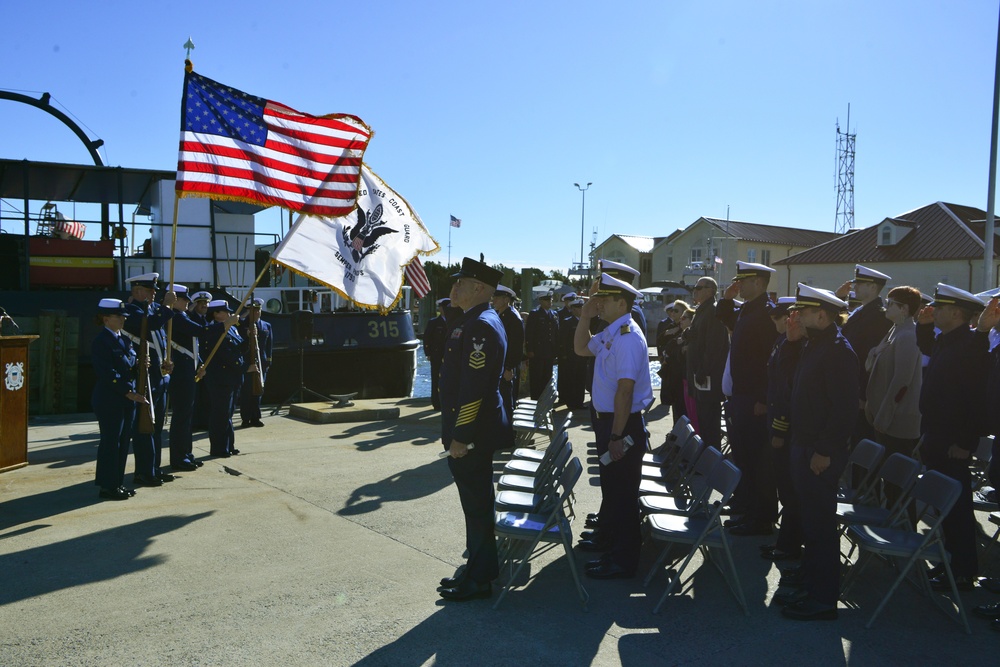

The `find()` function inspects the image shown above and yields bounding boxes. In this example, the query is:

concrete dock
[0,399,993,666]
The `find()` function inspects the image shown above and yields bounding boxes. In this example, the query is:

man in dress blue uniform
[836,265,893,451]
[491,285,524,416]
[687,276,730,451]
[558,298,588,410]
[915,283,989,591]
[239,297,273,428]
[556,292,577,321]
[202,300,247,458]
[167,284,207,471]
[525,290,559,399]
[717,261,779,534]
[423,297,451,410]
[123,273,177,487]
[599,259,647,335]
[574,273,653,579]
[437,257,513,602]
[190,291,213,431]
[780,284,858,621]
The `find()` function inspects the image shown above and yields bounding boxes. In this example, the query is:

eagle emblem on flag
[343,203,398,263]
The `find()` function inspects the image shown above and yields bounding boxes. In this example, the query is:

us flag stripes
[404,257,431,298]
[175,70,371,216]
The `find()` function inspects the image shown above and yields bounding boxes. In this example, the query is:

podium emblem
[5,362,24,391]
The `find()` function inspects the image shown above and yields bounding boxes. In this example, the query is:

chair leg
[653,542,702,614]
[717,533,749,616]
[864,551,924,629]
[559,525,589,608]
[643,543,674,587]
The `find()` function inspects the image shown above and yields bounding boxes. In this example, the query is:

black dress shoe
[230,449,241,455]
[577,538,613,552]
[586,554,612,568]
[191,459,205,468]
[210,451,232,458]
[722,517,745,528]
[133,475,163,487]
[974,601,1000,619]
[438,576,463,590]
[761,547,800,561]
[773,589,808,606]
[172,461,198,472]
[439,580,491,601]
[781,598,838,621]
[240,421,251,429]
[585,562,635,580]
[251,421,265,428]
[579,530,603,541]
[779,570,805,587]
[584,517,600,529]
[586,512,599,522]
[930,575,975,592]
[158,473,176,483]
[118,486,136,497]
[99,488,130,500]
[730,523,773,536]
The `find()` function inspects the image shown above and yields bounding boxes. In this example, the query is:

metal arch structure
[0,90,106,167]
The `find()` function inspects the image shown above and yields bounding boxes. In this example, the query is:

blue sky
[2,0,998,273]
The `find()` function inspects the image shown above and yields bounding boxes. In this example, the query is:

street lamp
[574,182,592,282]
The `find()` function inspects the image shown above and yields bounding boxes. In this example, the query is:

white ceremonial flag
[271,164,440,312]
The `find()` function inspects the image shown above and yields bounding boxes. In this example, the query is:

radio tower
[835,104,856,233]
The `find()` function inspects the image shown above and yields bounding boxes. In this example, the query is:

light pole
[574,182,592,282]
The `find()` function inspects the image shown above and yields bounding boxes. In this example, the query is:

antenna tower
[834,104,856,234]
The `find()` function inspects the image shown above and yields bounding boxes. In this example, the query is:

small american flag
[176,71,371,216]
[404,256,431,298]
[449,215,461,228]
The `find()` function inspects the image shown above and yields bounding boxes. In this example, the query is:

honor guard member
[239,297,273,428]
[556,291,577,321]
[202,300,246,458]
[558,298,588,410]
[716,261,779,533]
[491,285,524,415]
[836,265,893,445]
[599,259,647,334]
[915,283,990,590]
[167,285,208,471]
[423,297,451,410]
[92,298,147,500]
[687,276,730,451]
[525,290,559,399]
[190,291,213,430]
[575,273,653,579]
[437,257,513,602]
[781,284,858,621]
[123,273,177,487]
[763,297,804,561]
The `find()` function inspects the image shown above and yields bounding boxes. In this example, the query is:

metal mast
[835,104,856,234]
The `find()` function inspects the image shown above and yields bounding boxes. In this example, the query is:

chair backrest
[974,436,994,463]
[536,442,575,513]
[878,453,922,499]
[680,446,724,507]
[667,416,692,443]
[536,432,571,479]
[676,434,706,477]
[709,458,742,507]
[911,470,962,530]
[847,438,886,499]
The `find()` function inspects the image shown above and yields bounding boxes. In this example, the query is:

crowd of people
[91,272,272,501]
[429,256,1000,627]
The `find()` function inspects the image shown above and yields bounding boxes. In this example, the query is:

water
[412,342,661,398]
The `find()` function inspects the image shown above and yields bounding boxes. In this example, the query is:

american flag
[450,215,461,228]
[404,256,431,298]
[176,71,371,216]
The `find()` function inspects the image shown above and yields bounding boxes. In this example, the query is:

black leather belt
[595,411,640,420]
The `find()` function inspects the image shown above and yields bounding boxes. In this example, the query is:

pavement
[0,399,996,666]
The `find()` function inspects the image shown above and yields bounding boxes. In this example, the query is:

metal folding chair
[643,416,692,466]
[839,438,886,503]
[643,459,747,615]
[639,446,724,517]
[497,434,572,494]
[493,457,588,610]
[841,470,970,634]
[496,440,573,513]
[639,434,705,497]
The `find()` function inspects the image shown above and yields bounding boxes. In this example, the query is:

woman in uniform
[202,300,248,458]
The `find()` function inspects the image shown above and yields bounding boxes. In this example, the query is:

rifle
[248,319,265,396]
[136,311,156,434]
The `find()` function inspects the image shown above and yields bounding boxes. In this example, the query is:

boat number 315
[368,321,400,338]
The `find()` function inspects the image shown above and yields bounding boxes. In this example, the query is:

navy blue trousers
[593,411,647,572]
[94,392,135,490]
[208,378,240,456]
[132,377,168,477]
[169,363,196,466]
[447,446,499,584]
[791,445,846,606]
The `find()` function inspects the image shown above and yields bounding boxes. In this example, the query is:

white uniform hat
[592,273,642,299]
[125,272,159,288]
[788,283,849,311]
[853,264,892,284]
[929,283,986,312]
[733,261,776,281]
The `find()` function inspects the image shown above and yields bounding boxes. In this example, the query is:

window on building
[690,248,702,264]
[640,255,652,275]
[667,255,673,272]
[761,249,771,265]
[881,226,892,245]
[747,248,756,263]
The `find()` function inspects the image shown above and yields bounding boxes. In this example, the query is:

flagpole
[165,194,181,363]
[448,218,452,266]
[195,260,271,382]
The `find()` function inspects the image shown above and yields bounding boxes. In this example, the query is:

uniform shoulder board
[620,324,631,335]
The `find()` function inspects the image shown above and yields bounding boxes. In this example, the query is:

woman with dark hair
[91,298,148,500]
[865,286,923,481]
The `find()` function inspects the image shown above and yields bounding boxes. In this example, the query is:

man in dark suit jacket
[438,257,513,602]
[686,277,729,450]
[491,285,524,415]
[423,298,451,410]
[525,291,558,399]
[239,298,273,428]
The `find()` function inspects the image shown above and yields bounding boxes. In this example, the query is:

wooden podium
[0,335,39,472]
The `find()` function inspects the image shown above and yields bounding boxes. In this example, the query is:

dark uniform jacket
[202,322,246,386]
[789,324,859,458]
[630,305,647,337]
[687,299,729,396]
[92,329,138,398]
[841,297,892,399]
[239,318,273,375]
[440,303,512,452]
[123,299,174,385]
[525,307,559,359]
[917,322,989,452]
[988,341,1000,437]
[498,307,524,372]
[170,310,208,374]
[767,334,803,440]
[423,315,449,366]
[718,294,777,404]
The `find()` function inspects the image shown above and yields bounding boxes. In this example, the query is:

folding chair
[640,434,705,497]
[837,453,922,531]
[493,457,588,610]
[643,416,692,466]
[505,428,568,475]
[839,438,886,503]
[512,383,558,448]
[643,459,747,615]
[496,440,573,513]
[983,512,1000,562]
[841,470,970,634]
[970,435,994,492]
[511,419,570,463]
[512,379,555,414]
[497,434,572,493]
[639,446,723,517]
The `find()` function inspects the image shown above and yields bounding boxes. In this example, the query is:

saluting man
[239,297,273,428]
[599,259,647,334]
[575,273,653,579]
[123,272,177,488]
[781,284,858,621]
[437,257,513,602]
[491,285,524,416]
